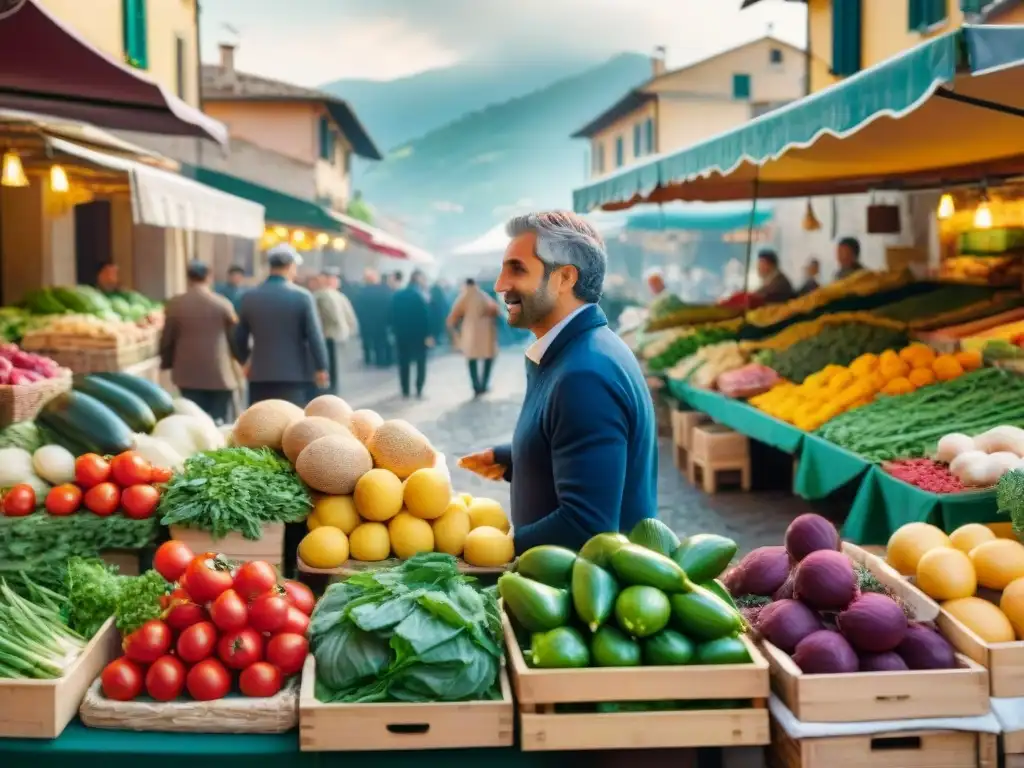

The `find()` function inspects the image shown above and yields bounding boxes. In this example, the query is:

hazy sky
[199,0,806,84]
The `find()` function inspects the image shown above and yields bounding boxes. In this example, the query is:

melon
[281,416,351,464]
[304,394,353,426]
[388,512,435,559]
[313,495,360,535]
[232,400,303,450]
[295,435,373,495]
[349,522,390,561]
[354,468,404,522]
[969,539,1024,590]
[403,468,452,520]
[949,523,996,554]
[366,420,437,479]
[297,526,349,569]
[349,409,384,444]
[943,596,1015,643]
[916,547,977,601]
[432,499,471,556]
[467,497,510,533]
[886,522,951,576]
[463,526,515,567]
[1000,578,1024,639]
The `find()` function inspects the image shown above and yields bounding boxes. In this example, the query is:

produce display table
[791,435,872,501]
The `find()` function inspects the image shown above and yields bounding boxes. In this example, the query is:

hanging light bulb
[291,230,306,244]
[974,200,993,230]
[315,233,330,247]
[937,193,955,220]
[802,199,821,231]
[332,236,347,251]
[49,164,69,193]
[1,150,28,187]
[273,226,289,238]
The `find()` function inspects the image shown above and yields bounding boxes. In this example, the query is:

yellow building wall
[36,0,200,106]
[658,100,752,155]
[588,101,657,177]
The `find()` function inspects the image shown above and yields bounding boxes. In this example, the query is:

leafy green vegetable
[309,553,502,704]
[115,570,168,636]
[159,447,312,540]
[0,422,44,452]
[0,580,85,679]
[65,557,121,639]
[998,469,1024,536]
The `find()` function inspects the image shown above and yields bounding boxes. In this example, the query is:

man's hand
[425,336,436,349]
[315,370,330,389]
[458,449,506,481]
[242,361,252,380]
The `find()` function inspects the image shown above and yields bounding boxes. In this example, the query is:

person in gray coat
[234,245,330,407]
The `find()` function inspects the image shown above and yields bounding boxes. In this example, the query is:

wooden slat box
[170,523,284,567]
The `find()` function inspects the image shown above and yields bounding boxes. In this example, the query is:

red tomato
[45,484,82,516]
[121,484,160,520]
[217,627,264,670]
[83,482,120,517]
[186,657,231,701]
[145,655,186,702]
[75,453,111,489]
[209,588,248,631]
[2,484,36,517]
[123,619,172,663]
[176,621,217,664]
[233,561,278,600]
[184,555,233,603]
[280,605,310,636]
[266,633,308,676]
[165,599,206,632]
[239,661,283,698]
[282,580,315,615]
[153,540,194,583]
[248,592,289,633]
[150,466,173,484]
[101,657,144,701]
[110,451,153,487]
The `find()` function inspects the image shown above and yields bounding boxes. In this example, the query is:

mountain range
[321,53,653,255]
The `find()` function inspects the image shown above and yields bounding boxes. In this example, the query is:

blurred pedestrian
[234,245,329,407]
[429,279,451,349]
[216,265,247,313]
[314,270,358,394]
[160,261,238,423]
[391,269,433,398]
[447,278,498,396]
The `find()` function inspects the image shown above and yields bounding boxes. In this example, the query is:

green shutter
[909,0,947,31]
[122,0,148,69]
[319,117,334,161]
[832,0,862,77]
[645,118,655,155]
[633,124,642,157]
[732,74,751,99]
[615,137,624,167]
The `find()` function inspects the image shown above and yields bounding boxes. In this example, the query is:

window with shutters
[175,35,186,99]
[770,48,784,65]
[122,0,148,69]
[319,117,334,161]
[644,118,655,155]
[732,74,752,100]
[615,136,625,168]
[832,0,863,77]
[592,143,604,175]
[908,0,947,30]
[633,123,642,158]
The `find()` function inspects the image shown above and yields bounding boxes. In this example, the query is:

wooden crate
[0,617,119,738]
[100,548,140,576]
[1005,729,1024,768]
[170,523,284,567]
[298,656,514,751]
[502,611,770,751]
[769,717,997,768]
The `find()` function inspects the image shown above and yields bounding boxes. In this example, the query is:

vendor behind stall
[96,263,121,294]
[458,211,657,554]
[798,257,821,296]
[836,236,866,280]
[753,249,795,305]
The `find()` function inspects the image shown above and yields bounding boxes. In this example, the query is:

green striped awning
[574,25,1024,211]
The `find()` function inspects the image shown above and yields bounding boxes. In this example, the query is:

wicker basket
[0,369,72,428]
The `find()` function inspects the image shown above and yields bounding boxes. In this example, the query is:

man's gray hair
[505,211,606,304]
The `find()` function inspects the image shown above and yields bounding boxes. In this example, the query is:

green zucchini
[38,391,134,456]
[94,372,174,419]
[74,376,156,433]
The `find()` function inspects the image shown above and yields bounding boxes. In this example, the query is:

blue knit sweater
[493,304,657,554]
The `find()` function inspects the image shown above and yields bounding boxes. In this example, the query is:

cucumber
[38,391,133,456]
[529,626,590,668]
[671,534,738,582]
[642,628,696,665]
[578,532,629,568]
[695,636,752,665]
[628,518,681,557]
[571,557,618,631]
[614,585,671,638]
[498,572,570,633]
[94,372,174,418]
[611,544,693,593]
[74,375,156,433]
[516,545,577,587]
[701,579,739,611]
[591,625,641,667]
[669,586,746,642]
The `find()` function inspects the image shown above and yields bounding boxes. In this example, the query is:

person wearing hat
[159,260,239,423]
[234,245,330,407]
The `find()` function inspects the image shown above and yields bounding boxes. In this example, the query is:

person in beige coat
[447,278,499,396]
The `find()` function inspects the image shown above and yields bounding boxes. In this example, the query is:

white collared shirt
[525,305,589,364]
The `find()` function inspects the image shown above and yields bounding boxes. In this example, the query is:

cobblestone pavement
[339,344,810,554]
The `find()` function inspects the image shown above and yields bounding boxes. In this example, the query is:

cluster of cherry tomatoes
[100,540,312,702]
[2,451,170,518]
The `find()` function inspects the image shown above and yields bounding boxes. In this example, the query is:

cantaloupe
[313,495,360,534]
[354,468,404,522]
[463,526,514,567]
[388,512,434,559]
[970,539,1024,590]
[403,468,452,520]
[432,499,471,556]
[942,596,1015,643]
[298,526,349,569]
[295,435,373,495]
[232,400,303,450]
[916,547,977,601]
[305,395,353,426]
[281,416,351,464]
[1000,577,1024,639]
[349,409,384,444]
[949,523,996,555]
[366,419,437,479]
[886,522,951,576]
[467,498,509,533]
[349,522,390,561]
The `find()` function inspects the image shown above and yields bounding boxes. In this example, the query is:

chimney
[651,46,667,78]
[219,43,236,73]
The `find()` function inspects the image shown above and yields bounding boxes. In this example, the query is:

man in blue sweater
[459,211,657,554]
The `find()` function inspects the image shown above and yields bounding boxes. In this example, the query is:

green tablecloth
[793,434,872,500]
[842,465,1001,545]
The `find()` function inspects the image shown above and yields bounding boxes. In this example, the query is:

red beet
[837,593,908,653]
[785,514,840,563]
[858,652,909,672]
[724,546,791,597]
[896,623,957,670]
[793,550,857,611]
[758,599,823,654]
[792,630,858,674]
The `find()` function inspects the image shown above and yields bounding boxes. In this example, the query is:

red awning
[0,0,226,144]
[330,210,435,264]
